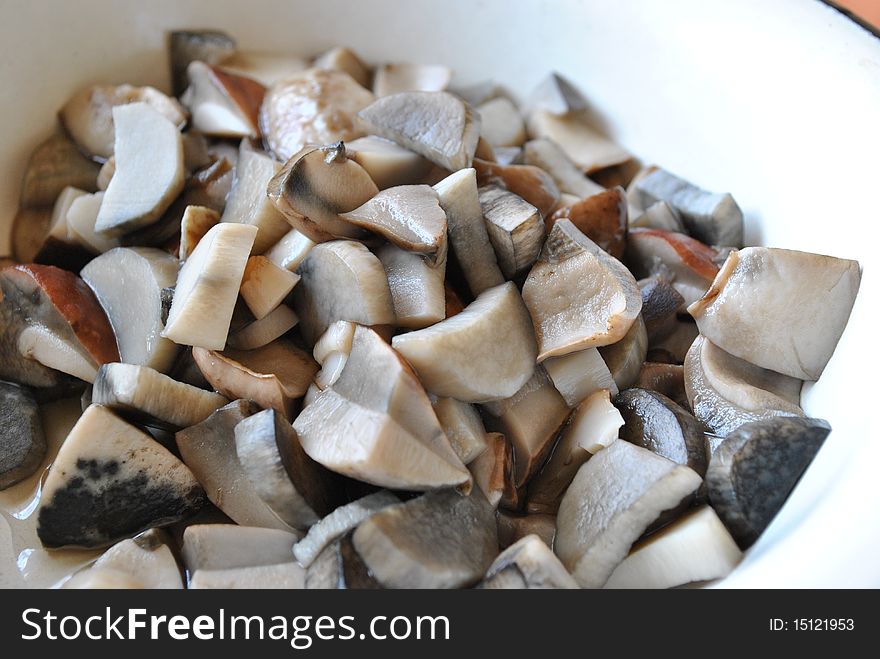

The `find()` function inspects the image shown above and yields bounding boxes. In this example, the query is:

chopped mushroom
[36,404,205,548]
[66,191,120,255]
[598,315,648,390]
[178,205,219,260]
[312,320,357,365]
[190,562,305,589]
[468,432,512,508]
[431,396,489,465]
[313,47,372,88]
[473,158,560,219]
[478,185,545,278]
[477,96,527,147]
[373,63,452,97]
[265,227,315,272]
[31,186,93,270]
[221,52,309,86]
[496,511,556,550]
[19,133,99,208]
[522,219,642,360]
[555,440,702,588]
[345,136,433,189]
[391,282,537,402]
[648,317,699,365]
[479,534,578,589]
[526,110,632,174]
[639,276,685,342]
[547,186,628,259]
[12,207,54,264]
[526,72,588,116]
[352,489,498,589]
[634,362,690,411]
[357,91,481,171]
[543,347,618,407]
[239,256,300,320]
[305,534,382,589]
[689,247,861,381]
[169,29,236,95]
[521,138,605,199]
[630,200,685,233]
[376,242,446,329]
[0,381,46,490]
[182,524,301,573]
[227,304,298,350]
[706,417,831,547]
[181,62,265,138]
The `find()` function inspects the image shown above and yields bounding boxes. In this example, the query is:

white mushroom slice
[391,282,537,402]
[292,240,395,344]
[220,143,292,253]
[526,72,589,116]
[480,535,578,589]
[527,110,631,173]
[93,362,228,429]
[353,489,498,589]
[267,142,379,242]
[239,256,300,320]
[36,404,205,548]
[178,205,219,260]
[259,68,375,162]
[481,366,571,487]
[312,320,356,365]
[190,562,305,589]
[478,96,527,147]
[19,133,100,208]
[543,347,618,407]
[433,169,504,297]
[598,315,649,391]
[630,200,685,233]
[294,326,471,491]
[181,61,264,138]
[59,84,186,161]
[684,336,804,437]
[313,46,371,88]
[604,507,742,589]
[265,227,315,272]
[70,529,183,589]
[521,138,605,199]
[340,185,448,261]
[555,440,703,588]
[468,432,509,509]
[689,247,861,381]
[373,63,452,97]
[17,326,99,383]
[227,304,298,350]
[377,242,445,329]
[357,91,481,171]
[193,339,318,419]
[94,103,185,237]
[182,525,300,573]
[314,351,348,389]
[431,396,489,465]
[345,136,432,189]
[81,247,179,372]
[293,491,400,567]
[570,389,623,454]
[478,185,545,278]
[163,223,257,350]
[221,51,309,86]
[33,186,89,265]
[176,400,295,531]
[523,219,642,360]
[66,191,119,254]
[169,30,237,95]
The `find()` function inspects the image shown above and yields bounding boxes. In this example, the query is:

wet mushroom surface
[0,33,864,590]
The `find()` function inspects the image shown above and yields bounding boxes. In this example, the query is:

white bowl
[1,0,878,587]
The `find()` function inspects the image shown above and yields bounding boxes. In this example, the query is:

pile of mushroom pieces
[1,30,862,589]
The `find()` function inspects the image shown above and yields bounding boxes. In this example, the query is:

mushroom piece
[639,276,685,342]
[689,247,861,381]
[634,362,690,411]
[373,63,452,97]
[181,61,265,139]
[293,326,471,491]
[478,185,545,278]
[60,568,143,589]
[357,91,481,171]
[181,524,301,573]
[631,167,744,247]
[527,389,623,514]
[598,315,648,391]
[523,219,642,360]
[59,84,186,161]
[293,491,400,568]
[684,336,805,437]
[31,186,93,270]
[227,304,298,350]
[312,320,356,365]
[193,339,318,420]
[352,489,498,589]
[468,432,512,509]
[472,158,560,219]
[162,223,257,350]
[221,52,309,86]
[555,440,703,588]
[526,72,588,116]
[12,207,53,264]
[265,227,315,272]
[239,256,300,320]
[94,103,185,237]
[521,138,605,199]
[65,529,183,589]
[615,388,709,476]
[706,416,831,548]
[376,242,446,329]
[0,264,119,387]
[176,400,296,531]
[0,381,46,490]
[313,46,372,88]
[479,534,578,589]
[431,396,489,465]
[543,346,618,408]
[547,186,628,259]
[292,240,395,344]
[625,228,720,308]
[260,68,375,162]
[178,205,219,260]
[526,110,632,174]
[19,133,100,208]
[391,282,537,402]
[267,142,379,242]
[630,200,685,233]
[80,247,180,372]
[433,169,504,297]
[481,366,571,488]
[92,363,228,430]
[66,191,120,255]
[36,404,205,548]
[477,96,527,147]
[220,142,293,254]
[340,185,448,261]
[234,408,341,530]
[604,506,742,589]
[496,511,557,550]
[305,534,383,589]
[190,562,305,589]
[648,317,699,365]
[169,29,236,95]
[345,136,433,189]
